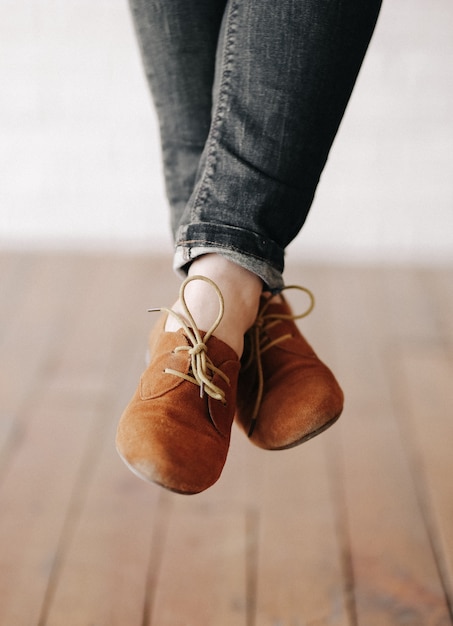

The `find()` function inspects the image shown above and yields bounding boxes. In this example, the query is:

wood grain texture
[0,253,452,625]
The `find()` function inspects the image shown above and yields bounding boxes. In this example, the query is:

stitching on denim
[178,240,277,266]
[189,1,240,217]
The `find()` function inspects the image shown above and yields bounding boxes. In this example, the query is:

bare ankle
[166,254,262,357]
[189,254,262,322]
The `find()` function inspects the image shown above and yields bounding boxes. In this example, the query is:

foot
[116,274,242,494]
[235,287,344,449]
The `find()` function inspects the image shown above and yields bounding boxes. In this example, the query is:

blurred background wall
[1,0,452,264]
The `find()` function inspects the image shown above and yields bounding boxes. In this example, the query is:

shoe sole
[261,411,342,451]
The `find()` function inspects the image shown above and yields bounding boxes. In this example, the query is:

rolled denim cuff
[174,222,285,292]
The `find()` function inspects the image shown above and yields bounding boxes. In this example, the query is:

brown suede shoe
[116,276,240,494]
[235,287,343,450]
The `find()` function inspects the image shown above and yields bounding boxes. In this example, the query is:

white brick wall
[1,0,452,263]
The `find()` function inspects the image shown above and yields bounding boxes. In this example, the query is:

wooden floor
[0,251,452,626]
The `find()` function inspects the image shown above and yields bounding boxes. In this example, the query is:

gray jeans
[129,0,382,290]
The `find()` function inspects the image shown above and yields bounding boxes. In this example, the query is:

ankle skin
[165,254,263,357]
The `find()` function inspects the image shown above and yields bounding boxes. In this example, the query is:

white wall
[1,0,452,263]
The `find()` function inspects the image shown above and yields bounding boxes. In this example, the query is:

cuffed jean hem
[173,223,285,292]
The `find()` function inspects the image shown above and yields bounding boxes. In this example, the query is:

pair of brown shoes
[116,276,343,494]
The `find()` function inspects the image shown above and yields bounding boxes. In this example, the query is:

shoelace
[242,285,315,436]
[149,275,230,403]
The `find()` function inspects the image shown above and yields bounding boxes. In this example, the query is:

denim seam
[179,239,279,267]
[188,0,239,216]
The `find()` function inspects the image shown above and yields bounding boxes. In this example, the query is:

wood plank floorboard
[326,266,452,625]
[0,252,452,626]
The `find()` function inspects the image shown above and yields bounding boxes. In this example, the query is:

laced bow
[243,285,315,436]
[149,275,230,403]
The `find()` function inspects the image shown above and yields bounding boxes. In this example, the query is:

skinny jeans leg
[129,0,382,291]
[129,0,227,234]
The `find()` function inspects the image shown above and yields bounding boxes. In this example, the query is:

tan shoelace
[149,275,230,403]
[242,285,315,436]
